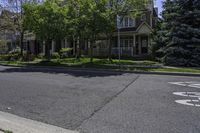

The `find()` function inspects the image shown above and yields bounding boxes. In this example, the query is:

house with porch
[60,0,158,58]
[23,0,158,58]
[92,1,158,57]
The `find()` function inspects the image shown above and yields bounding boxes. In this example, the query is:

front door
[141,36,148,54]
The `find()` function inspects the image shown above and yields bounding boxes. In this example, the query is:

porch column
[148,34,151,54]
[51,41,55,53]
[138,36,142,55]
[133,34,136,56]
[65,39,68,47]
[43,41,45,54]
[73,39,75,56]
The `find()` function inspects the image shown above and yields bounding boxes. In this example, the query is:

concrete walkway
[0,111,78,133]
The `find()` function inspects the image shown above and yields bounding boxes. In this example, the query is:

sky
[156,0,164,16]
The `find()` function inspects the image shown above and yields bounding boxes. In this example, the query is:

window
[141,15,146,21]
[125,17,129,27]
[120,40,124,47]
[141,37,148,54]
[125,40,129,47]
[120,39,133,48]
[142,40,148,47]
[129,18,133,27]
[120,17,135,28]
[129,40,133,46]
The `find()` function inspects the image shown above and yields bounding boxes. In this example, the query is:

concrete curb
[0,111,78,133]
[1,64,200,77]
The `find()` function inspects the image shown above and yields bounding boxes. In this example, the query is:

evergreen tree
[151,0,177,61]
[151,18,165,61]
[163,0,200,66]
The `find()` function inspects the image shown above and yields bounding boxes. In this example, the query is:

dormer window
[120,16,135,28]
[125,17,129,27]
[141,14,147,21]
[129,18,134,27]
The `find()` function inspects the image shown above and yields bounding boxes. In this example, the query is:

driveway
[0,65,200,133]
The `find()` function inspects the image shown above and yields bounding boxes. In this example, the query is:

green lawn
[0,58,159,67]
[0,58,200,74]
[0,129,12,133]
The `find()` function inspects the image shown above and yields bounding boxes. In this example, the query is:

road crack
[76,74,140,130]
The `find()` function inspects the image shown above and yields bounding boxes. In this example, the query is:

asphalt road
[0,65,200,133]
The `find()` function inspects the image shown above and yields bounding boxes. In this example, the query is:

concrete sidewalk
[0,111,78,133]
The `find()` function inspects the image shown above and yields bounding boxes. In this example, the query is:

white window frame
[120,16,135,28]
[120,39,133,50]
[141,14,147,21]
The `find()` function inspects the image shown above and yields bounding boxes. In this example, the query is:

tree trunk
[77,38,81,59]
[108,35,113,61]
[45,39,51,60]
[90,40,94,63]
[78,38,82,57]
[20,31,24,56]
[75,39,79,59]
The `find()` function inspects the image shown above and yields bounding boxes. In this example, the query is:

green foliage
[23,0,69,58]
[153,0,200,67]
[37,53,45,59]
[0,47,35,61]
[59,48,73,58]
[0,53,21,61]
[8,47,21,54]
[24,0,69,41]
[0,40,7,53]
[22,53,36,61]
[51,52,60,59]
[151,19,165,61]
[23,0,149,60]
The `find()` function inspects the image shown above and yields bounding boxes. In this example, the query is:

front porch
[93,34,151,57]
[93,22,152,57]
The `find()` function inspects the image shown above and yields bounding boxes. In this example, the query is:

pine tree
[151,18,165,60]
[151,0,177,61]
[163,0,200,66]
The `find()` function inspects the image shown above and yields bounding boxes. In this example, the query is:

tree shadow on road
[0,66,128,78]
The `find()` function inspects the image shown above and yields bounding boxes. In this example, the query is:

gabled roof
[136,22,153,34]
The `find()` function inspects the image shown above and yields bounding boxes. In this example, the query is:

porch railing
[93,47,133,56]
[112,47,133,56]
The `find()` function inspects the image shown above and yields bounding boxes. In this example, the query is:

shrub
[8,47,21,54]
[51,52,60,59]
[37,53,45,59]
[59,48,73,58]
[22,53,36,61]
[0,53,21,61]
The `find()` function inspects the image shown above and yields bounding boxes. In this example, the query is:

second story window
[141,14,147,21]
[129,18,134,27]
[120,17,135,28]
[125,17,129,27]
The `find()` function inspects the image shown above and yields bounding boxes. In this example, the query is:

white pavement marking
[188,84,200,88]
[173,92,200,98]
[169,82,188,86]
[169,81,200,88]
[173,92,200,107]
[170,82,200,107]
[175,100,200,107]
[172,92,200,107]
[0,111,79,133]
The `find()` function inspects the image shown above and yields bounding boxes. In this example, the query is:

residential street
[0,65,200,133]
